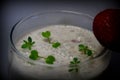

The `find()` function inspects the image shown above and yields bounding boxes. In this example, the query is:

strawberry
[93,9,120,52]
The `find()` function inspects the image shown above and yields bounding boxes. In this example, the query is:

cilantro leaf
[29,50,39,60]
[52,42,61,48]
[45,55,56,64]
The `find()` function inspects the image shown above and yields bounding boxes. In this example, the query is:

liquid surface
[16,25,103,65]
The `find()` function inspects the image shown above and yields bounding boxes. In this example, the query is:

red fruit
[93,9,120,52]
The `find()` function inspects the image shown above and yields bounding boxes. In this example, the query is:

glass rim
[10,10,111,67]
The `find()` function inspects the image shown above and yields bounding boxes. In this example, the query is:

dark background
[1,0,120,80]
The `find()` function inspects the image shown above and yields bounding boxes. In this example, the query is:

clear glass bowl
[9,10,111,80]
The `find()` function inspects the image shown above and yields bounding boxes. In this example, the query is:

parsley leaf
[21,36,35,50]
[52,42,61,48]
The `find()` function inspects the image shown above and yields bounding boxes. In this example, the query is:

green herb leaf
[42,31,51,38]
[79,44,93,56]
[45,55,55,64]
[69,57,80,72]
[42,31,51,43]
[52,42,61,48]
[28,37,32,42]
[86,49,92,56]
[21,44,28,48]
[79,44,85,51]
[21,36,35,50]
[41,31,61,48]
[29,50,39,60]
[32,42,35,45]
[68,68,74,72]
[79,44,88,51]
[23,40,27,43]
[73,57,78,62]
[70,61,75,64]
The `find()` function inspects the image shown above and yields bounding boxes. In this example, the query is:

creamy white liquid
[11,25,108,80]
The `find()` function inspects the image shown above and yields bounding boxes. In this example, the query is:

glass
[9,10,111,80]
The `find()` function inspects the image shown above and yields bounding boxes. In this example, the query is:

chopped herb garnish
[29,50,39,60]
[79,44,93,56]
[69,57,80,72]
[21,36,35,50]
[42,31,51,43]
[52,42,61,48]
[45,55,56,64]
